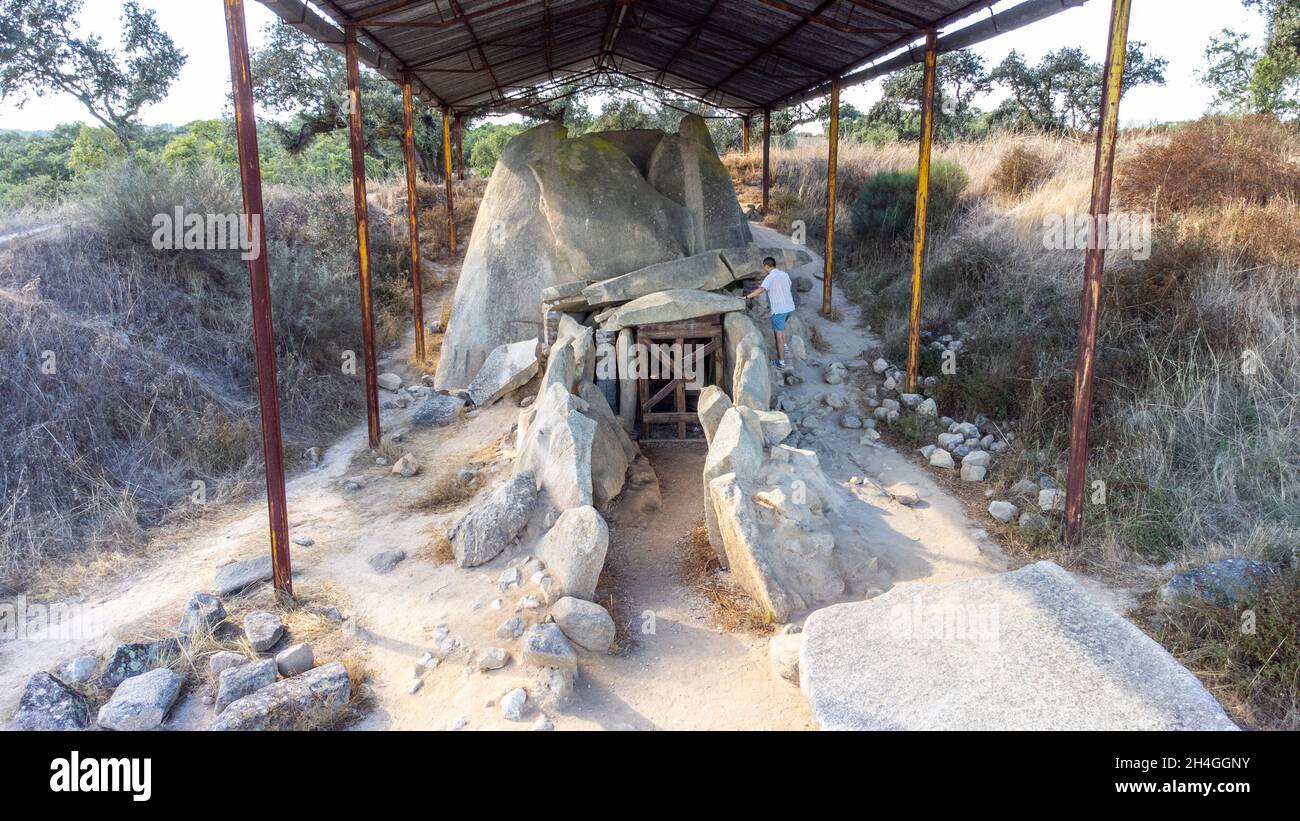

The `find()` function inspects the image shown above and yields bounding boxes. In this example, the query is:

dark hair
[762,256,777,267]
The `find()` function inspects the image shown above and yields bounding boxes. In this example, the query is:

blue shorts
[771,311,793,331]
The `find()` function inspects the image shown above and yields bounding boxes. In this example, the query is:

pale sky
[0,0,1269,131]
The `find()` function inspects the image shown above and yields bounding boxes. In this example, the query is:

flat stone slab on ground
[466,338,540,407]
[211,662,351,731]
[213,555,274,596]
[799,561,1239,731]
[412,393,467,427]
[97,668,183,731]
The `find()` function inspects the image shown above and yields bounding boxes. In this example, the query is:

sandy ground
[2,224,1009,730]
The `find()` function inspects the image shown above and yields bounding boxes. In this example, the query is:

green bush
[850,160,968,245]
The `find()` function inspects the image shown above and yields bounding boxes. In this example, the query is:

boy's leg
[774,329,786,363]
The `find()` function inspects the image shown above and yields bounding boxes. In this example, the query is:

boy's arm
[744,285,766,299]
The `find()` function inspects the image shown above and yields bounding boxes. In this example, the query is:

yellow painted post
[345,26,381,449]
[905,30,939,394]
[821,80,839,316]
[742,115,750,154]
[442,107,457,253]
[762,107,771,214]
[401,77,426,363]
[1064,0,1132,546]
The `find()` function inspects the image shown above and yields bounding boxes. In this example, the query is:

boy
[745,256,795,368]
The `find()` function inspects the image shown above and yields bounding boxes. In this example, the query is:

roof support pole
[223,0,292,598]
[762,107,771,215]
[345,26,382,449]
[905,30,938,394]
[455,115,465,180]
[820,79,839,316]
[401,76,427,363]
[742,115,750,154]
[1064,0,1131,546]
[442,107,457,252]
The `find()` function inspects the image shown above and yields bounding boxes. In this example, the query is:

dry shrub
[990,144,1048,199]
[406,465,483,513]
[1116,115,1300,215]
[678,522,773,634]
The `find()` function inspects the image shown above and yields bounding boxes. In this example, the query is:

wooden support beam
[741,115,750,154]
[455,114,465,180]
[821,79,839,316]
[905,30,938,394]
[401,76,427,363]
[345,26,383,449]
[1064,0,1131,546]
[224,0,292,597]
[443,107,457,252]
[762,107,771,214]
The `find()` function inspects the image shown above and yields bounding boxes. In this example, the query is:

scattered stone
[212,662,351,731]
[497,566,520,591]
[840,413,862,429]
[447,716,468,731]
[822,362,846,385]
[98,639,182,689]
[916,397,938,417]
[872,357,889,374]
[178,591,226,637]
[551,597,616,652]
[57,655,99,687]
[937,432,964,450]
[517,595,541,611]
[521,623,578,674]
[501,687,529,721]
[1009,478,1039,496]
[367,549,407,574]
[1160,559,1277,607]
[14,672,90,730]
[532,715,555,731]
[293,535,314,547]
[1018,511,1053,534]
[213,555,274,596]
[391,453,421,477]
[1038,488,1066,513]
[209,651,248,678]
[476,647,509,671]
[824,392,847,410]
[97,669,183,731]
[305,446,322,465]
[275,643,314,677]
[496,617,527,639]
[961,462,987,482]
[988,500,1019,523]
[799,561,1239,730]
[376,372,401,392]
[963,450,992,468]
[859,429,881,444]
[216,658,277,713]
[449,471,537,568]
[768,633,802,684]
[929,449,955,469]
[243,611,284,652]
[886,483,920,506]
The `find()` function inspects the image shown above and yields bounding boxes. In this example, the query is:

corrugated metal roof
[259,1,1046,115]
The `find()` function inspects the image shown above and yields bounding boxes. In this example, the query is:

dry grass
[406,465,484,513]
[678,522,774,634]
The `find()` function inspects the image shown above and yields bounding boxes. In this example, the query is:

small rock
[292,536,315,547]
[274,643,314,677]
[517,595,541,611]
[929,449,955,469]
[916,397,938,417]
[501,687,528,721]
[961,463,987,482]
[243,611,284,652]
[1009,478,1039,496]
[1160,559,1277,606]
[887,483,920,506]
[1018,511,1053,534]
[211,662,350,731]
[551,597,616,652]
[872,358,889,374]
[14,672,90,730]
[823,362,847,385]
[448,716,468,731]
[497,566,520,591]
[1038,488,1066,513]
[213,555,273,596]
[97,669,183,731]
[377,372,402,392]
[840,413,862,429]
[988,500,1019,523]
[391,453,421,477]
[367,549,407,574]
[522,623,577,674]
[476,647,509,671]
[57,655,99,687]
[179,591,226,637]
[859,429,881,444]
[531,715,555,731]
[209,651,249,677]
[964,450,992,468]
[496,617,527,639]
[99,639,182,689]
[216,658,277,713]
[769,633,802,684]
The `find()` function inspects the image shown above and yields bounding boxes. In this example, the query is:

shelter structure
[223,0,1129,593]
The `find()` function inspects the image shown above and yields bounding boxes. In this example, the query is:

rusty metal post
[821,80,840,316]
[905,31,939,394]
[742,115,750,154]
[401,76,427,363]
[223,0,292,597]
[442,107,457,252]
[762,107,771,215]
[455,114,465,180]
[345,26,382,449]
[1064,0,1131,546]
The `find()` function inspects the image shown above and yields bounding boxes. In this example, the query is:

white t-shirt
[761,268,796,315]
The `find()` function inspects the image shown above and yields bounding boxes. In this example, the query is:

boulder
[753,410,793,446]
[178,591,226,637]
[535,506,609,601]
[449,471,537,568]
[14,672,90,730]
[677,113,717,153]
[583,250,732,306]
[647,118,752,252]
[521,623,578,674]
[551,596,616,652]
[799,561,1239,730]
[1159,559,1277,607]
[211,661,351,731]
[466,338,541,407]
[600,289,746,331]
[97,669,183,731]
[412,393,467,427]
[701,407,766,559]
[98,639,182,689]
[516,384,597,509]
[216,658,277,713]
[243,611,284,652]
[577,381,636,506]
[213,555,273,596]
[697,385,733,445]
[719,246,814,279]
[436,123,692,389]
[585,128,666,177]
[732,343,772,411]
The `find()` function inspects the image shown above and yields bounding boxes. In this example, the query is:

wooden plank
[675,335,686,438]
